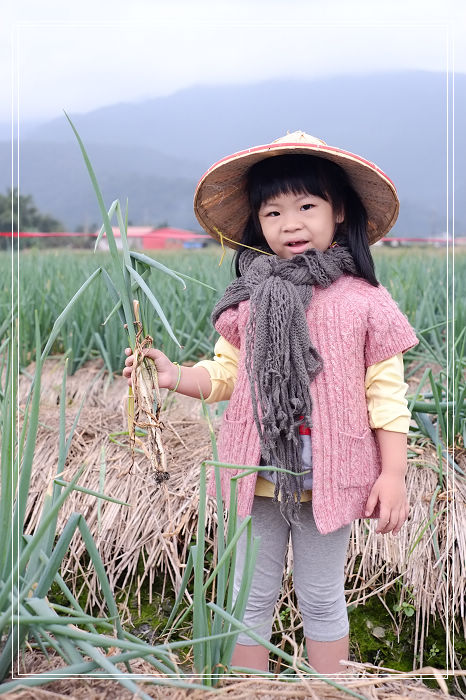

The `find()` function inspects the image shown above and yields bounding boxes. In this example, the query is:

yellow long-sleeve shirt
[195,336,411,499]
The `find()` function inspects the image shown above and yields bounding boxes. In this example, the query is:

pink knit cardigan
[207,275,419,534]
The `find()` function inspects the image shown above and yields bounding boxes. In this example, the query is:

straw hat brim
[194,141,399,248]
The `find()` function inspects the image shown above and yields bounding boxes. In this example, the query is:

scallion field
[1,245,464,697]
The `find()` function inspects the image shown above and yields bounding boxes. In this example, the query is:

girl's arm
[123,347,212,400]
[364,429,409,535]
[375,429,407,477]
[364,353,411,536]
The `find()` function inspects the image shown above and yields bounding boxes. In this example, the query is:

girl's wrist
[169,362,182,392]
[379,457,407,476]
[375,429,407,477]
[379,465,407,480]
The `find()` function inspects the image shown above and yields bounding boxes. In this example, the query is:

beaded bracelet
[169,362,181,392]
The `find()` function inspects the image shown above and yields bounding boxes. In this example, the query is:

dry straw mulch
[20,357,217,613]
[0,677,455,700]
[2,649,461,699]
[19,358,465,668]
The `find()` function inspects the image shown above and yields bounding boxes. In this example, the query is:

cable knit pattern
[211,247,356,523]
[207,275,419,534]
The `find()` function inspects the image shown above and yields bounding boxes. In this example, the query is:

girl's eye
[263,210,280,217]
[301,203,314,211]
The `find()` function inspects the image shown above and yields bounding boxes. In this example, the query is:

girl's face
[258,191,343,259]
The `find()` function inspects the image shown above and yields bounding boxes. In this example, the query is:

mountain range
[0,71,463,236]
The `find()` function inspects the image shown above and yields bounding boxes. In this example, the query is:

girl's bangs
[251,175,329,210]
[247,155,338,212]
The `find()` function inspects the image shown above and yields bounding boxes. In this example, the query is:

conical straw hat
[194,131,399,248]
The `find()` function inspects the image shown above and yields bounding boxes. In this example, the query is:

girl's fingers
[391,510,402,535]
[380,520,395,535]
[375,505,390,533]
[124,347,161,362]
[381,505,407,535]
[383,515,398,535]
[376,495,410,534]
[393,504,409,535]
[378,507,398,534]
[364,488,379,517]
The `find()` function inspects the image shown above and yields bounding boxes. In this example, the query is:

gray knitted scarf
[212,245,357,523]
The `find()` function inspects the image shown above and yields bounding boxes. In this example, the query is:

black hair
[233,154,378,286]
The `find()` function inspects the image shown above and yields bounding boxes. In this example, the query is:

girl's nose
[282,215,303,232]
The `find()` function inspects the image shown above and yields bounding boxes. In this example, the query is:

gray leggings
[233,496,351,645]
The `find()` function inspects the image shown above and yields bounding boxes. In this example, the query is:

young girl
[123,132,418,675]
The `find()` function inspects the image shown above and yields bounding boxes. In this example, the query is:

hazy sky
[3,0,465,124]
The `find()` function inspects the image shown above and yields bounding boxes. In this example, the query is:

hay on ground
[20,358,465,671]
[21,357,218,613]
[2,649,462,699]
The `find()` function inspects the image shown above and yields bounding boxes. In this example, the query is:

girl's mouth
[286,240,309,252]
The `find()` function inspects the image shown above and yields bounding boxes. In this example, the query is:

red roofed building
[143,227,208,250]
[96,226,209,251]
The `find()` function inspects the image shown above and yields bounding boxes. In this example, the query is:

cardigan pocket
[338,428,379,488]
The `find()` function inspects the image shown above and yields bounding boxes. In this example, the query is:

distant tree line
[0,189,93,250]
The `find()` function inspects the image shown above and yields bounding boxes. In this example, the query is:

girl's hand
[123,347,178,390]
[364,473,409,535]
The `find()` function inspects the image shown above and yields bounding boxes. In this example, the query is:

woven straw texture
[194,131,399,249]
